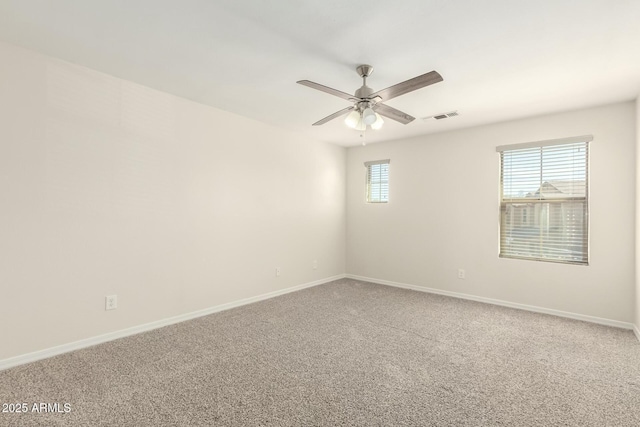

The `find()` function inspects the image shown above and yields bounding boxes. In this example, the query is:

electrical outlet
[458,269,465,279]
[313,260,317,270]
[275,267,281,277]
[105,295,118,310]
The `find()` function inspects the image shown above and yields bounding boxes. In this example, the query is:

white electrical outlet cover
[105,295,118,310]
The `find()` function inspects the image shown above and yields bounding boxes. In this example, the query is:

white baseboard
[346,274,635,331]
[634,324,640,342]
[0,274,346,372]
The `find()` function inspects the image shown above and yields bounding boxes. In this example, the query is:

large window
[497,136,591,265]
[365,159,389,203]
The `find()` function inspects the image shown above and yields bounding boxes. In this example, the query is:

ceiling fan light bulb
[371,113,384,130]
[355,117,366,131]
[344,110,360,128]
[362,107,377,125]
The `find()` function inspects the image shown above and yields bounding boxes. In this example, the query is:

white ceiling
[1,0,639,146]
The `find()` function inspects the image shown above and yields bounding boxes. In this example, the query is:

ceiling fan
[297,64,443,131]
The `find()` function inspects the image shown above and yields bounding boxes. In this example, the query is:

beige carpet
[1,278,639,426]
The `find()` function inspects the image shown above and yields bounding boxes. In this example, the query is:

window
[497,136,591,265]
[365,159,389,203]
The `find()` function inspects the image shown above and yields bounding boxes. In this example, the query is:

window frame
[496,136,592,265]
[365,159,390,204]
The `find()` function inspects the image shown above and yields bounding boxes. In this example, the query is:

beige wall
[347,102,636,323]
[0,42,346,360]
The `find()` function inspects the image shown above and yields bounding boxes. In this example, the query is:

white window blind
[497,136,590,265]
[365,159,389,203]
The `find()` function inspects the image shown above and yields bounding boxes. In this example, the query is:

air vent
[423,111,459,121]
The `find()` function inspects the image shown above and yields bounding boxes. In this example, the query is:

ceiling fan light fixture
[344,110,360,129]
[371,113,384,130]
[355,117,366,131]
[362,107,377,125]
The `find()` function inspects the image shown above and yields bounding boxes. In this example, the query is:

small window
[497,136,591,265]
[365,159,389,203]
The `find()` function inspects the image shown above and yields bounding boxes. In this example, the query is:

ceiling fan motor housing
[355,85,374,99]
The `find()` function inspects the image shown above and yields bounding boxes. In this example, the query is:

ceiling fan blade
[297,80,356,101]
[371,71,443,102]
[374,103,415,124]
[312,106,354,126]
